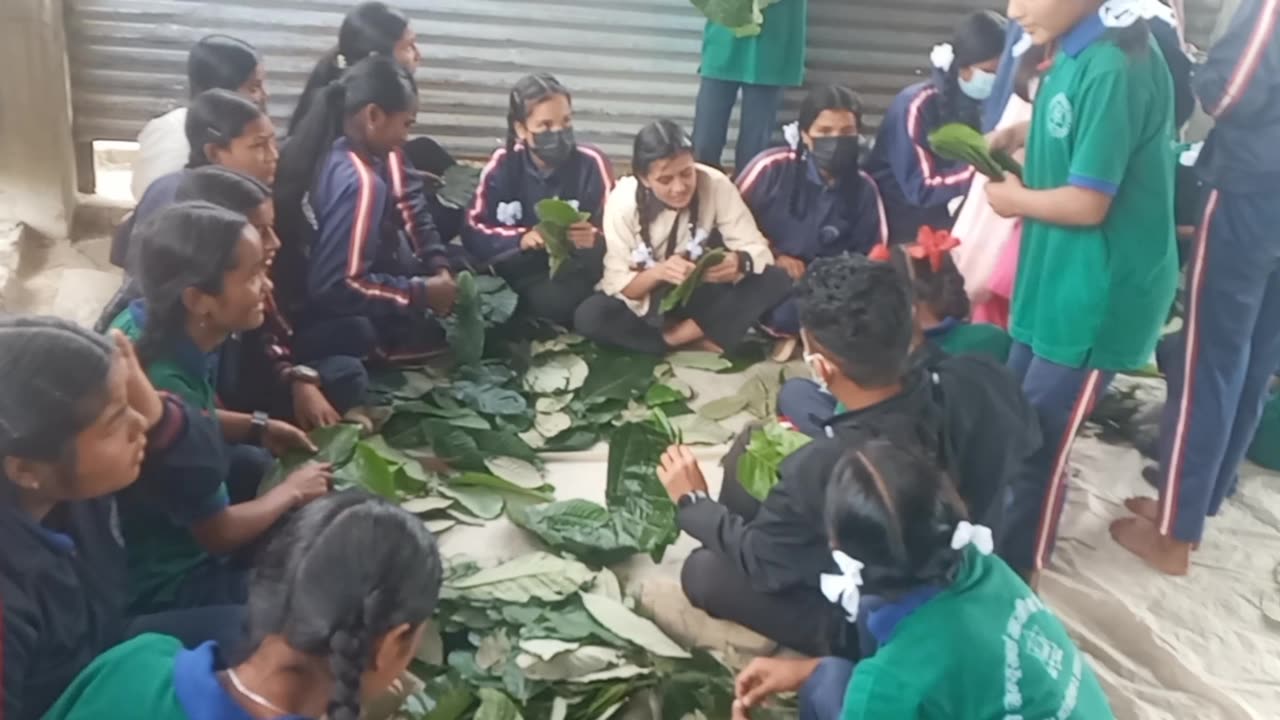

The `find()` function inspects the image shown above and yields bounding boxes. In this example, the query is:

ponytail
[289,1,410,133]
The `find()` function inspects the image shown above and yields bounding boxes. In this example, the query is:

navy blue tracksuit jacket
[865,74,978,242]
[462,143,614,263]
[303,138,451,319]
[737,147,887,260]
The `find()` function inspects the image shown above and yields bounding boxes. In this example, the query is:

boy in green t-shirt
[692,0,808,172]
[984,0,1178,581]
[727,439,1114,720]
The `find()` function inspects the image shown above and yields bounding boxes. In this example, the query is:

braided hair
[238,489,442,720]
[0,316,115,501]
[631,119,699,259]
[789,84,864,220]
[887,244,971,322]
[937,10,1007,130]
[132,202,252,365]
[825,439,969,596]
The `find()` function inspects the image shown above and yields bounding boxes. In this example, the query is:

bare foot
[1110,516,1192,575]
[1121,497,1199,549]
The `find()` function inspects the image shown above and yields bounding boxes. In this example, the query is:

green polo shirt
[700,0,807,87]
[1010,21,1178,370]
[841,548,1115,719]
[110,304,230,613]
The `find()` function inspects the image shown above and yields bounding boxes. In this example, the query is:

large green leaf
[437,484,504,520]
[475,688,525,720]
[928,123,1018,180]
[444,552,595,604]
[737,421,813,501]
[689,0,780,36]
[579,592,690,659]
[524,354,591,395]
[659,248,726,313]
[437,163,483,210]
[477,276,520,326]
[260,423,363,495]
[448,271,486,364]
[605,423,679,561]
[333,442,399,499]
[509,499,649,565]
[536,199,591,278]
[390,401,492,430]
[577,349,661,407]
[435,381,528,418]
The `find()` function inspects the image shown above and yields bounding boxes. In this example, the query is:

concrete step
[3,232,120,323]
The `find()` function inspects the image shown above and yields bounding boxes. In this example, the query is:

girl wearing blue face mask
[864,10,1007,244]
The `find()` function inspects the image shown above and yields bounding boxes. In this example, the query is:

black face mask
[810,135,860,176]
[530,127,576,168]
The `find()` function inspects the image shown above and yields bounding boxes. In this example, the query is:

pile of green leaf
[690,0,782,38]
[535,199,592,278]
[928,123,1022,180]
[737,421,813,501]
[401,553,794,719]
[660,249,726,313]
[441,272,521,365]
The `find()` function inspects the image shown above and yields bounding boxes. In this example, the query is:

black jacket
[679,355,1039,594]
[0,395,204,720]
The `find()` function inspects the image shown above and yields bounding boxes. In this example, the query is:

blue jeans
[777,378,837,438]
[1000,342,1113,574]
[800,657,854,720]
[693,76,785,172]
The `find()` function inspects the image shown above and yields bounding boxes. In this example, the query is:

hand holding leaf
[535,199,592,277]
[702,251,743,284]
[657,444,708,502]
[928,123,1022,180]
[660,248,727,312]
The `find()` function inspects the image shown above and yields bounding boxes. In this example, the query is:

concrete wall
[0,0,77,242]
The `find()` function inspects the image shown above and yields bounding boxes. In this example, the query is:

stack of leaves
[535,199,592,278]
[928,123,1023,180]
[510,422,680,565]
[403,554,794,720]
[436,163,484,210]
[736,421,813,501]
[689,0,782,38]
[441,272,521,365]
[660,249,727,313]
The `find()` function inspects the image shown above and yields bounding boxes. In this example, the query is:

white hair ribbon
[782,121,801,150]
[930,43,955,72]
[630,244,656,269]
[820,550,865,622]
[951,521,995,555]
[686,228,710,261]
[1099,0,1177,28]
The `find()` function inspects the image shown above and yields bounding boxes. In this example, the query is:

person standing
[1113,0,1280,575]
[692,0,808,173]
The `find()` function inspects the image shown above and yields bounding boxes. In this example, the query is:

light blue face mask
[959,68,996,101]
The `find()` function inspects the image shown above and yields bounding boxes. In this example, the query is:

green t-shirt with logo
[841,548,1115,719]
[700,0,807,87]
[1011,32,1178,371]
[42,635,188,720]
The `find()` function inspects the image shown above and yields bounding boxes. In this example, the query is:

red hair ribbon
[868,243,892,262]
[909,226,960,272]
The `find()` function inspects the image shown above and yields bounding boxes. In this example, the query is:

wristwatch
[286,364,322,386]
[736,251,754,276]
[677,490,710,509]
[248,411,270,447]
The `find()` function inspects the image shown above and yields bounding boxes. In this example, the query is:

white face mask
[959,67,997,101]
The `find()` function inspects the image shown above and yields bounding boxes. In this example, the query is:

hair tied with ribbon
[335,53,349,70]
[868,242,892,263]
[909,226,960,272]
[930,43,955,72]
[951,521,995,555]
[819,550,865,622]
[782,121,801,150]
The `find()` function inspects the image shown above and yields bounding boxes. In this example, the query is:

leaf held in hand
[928,123,1021,180]
[448,271,486,364]
[536,198,591,278]
[737,421,813,501]
[660,248,727,313]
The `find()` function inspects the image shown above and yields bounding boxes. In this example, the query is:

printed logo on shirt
[1002,594,1083,719]
[1047,93,1073,139]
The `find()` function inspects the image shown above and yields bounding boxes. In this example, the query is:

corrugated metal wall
[65,0,1222,163]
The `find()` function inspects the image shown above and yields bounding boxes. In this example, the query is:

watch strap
[248,411,269,447]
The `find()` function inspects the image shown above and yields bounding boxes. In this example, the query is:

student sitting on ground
[775,239,1012,437]
[44,489,443,720]
[727,440,1114,720]
[0,317,242,720]
[657,255,1037,656]
[575,119,790,354]
[463,73,615,327]
[736,84,888,360]
[864,11,1007,242]
[881,235,1012,363]
[104,88,279,322]
[132,34,267,201]
[109,202,331,616]
[276,55,456,363]
[163,167,368,430]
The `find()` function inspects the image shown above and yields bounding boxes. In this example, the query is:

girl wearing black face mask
[737,85,889,358]
[462,73,616,327]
